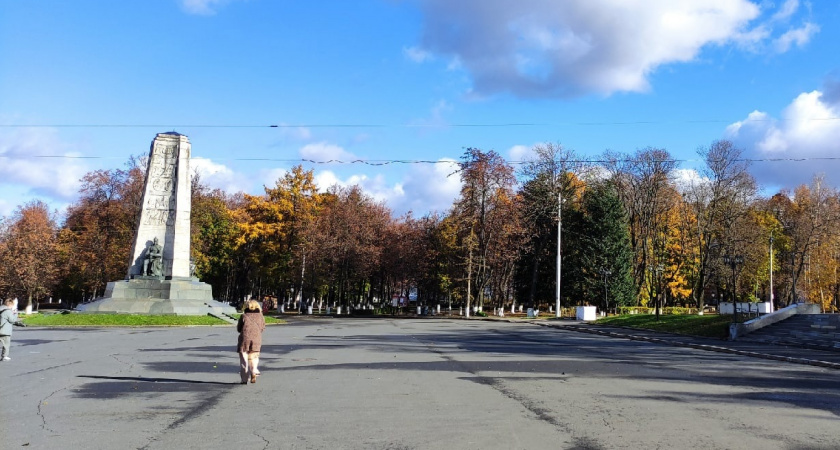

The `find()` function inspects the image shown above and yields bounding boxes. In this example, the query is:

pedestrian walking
[1,298,27,361]
[237,299,266,384]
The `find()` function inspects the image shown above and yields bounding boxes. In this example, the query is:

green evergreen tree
[579,182,634,310]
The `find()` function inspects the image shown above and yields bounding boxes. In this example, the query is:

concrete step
[739,314,840,352]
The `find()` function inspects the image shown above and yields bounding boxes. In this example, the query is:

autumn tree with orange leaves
[56,160,145,304]
[452,148,518,315]
[0,200,60,311]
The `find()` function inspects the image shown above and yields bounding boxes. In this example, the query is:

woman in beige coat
[237,300,266,384]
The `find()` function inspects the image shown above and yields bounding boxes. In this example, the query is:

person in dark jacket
[237,300,266,384]
[1,298,26,361]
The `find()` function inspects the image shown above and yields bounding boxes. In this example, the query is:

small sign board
[391,294,409,307]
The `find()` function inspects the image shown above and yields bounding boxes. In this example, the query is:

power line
[1,117,839,129]
[2,155,840,165]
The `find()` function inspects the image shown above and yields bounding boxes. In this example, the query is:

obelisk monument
[127,132,192,279]
[78,133,236,316]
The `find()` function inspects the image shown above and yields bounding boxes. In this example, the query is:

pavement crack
[254,430,270,450]
[110,353,136,374]
[18,360,82,376]
[422,339,570,430]
[413,328,605,449]
[165,391,226,431]
[138,391,228,450]
[38,388,66,433]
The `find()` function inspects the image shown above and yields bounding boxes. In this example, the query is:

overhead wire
[2,155,840,165]
[1,117,839,164]
[1,116,839,129]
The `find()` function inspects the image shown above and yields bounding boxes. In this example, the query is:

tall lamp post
[555,190,562,318]
[599,267,612,315]
[769,234,774,312]
[722,254,744,322]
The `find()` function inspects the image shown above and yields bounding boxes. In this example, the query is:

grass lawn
[20,313,285,326]
[596,314,732,339]
[230,314,285,325]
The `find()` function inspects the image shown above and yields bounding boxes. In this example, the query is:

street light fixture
[769,233,774,312]
[555,189,563,318]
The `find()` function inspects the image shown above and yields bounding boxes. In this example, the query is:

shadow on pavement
[73,375,239,399]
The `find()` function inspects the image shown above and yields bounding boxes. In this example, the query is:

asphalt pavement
[2,318,839,450]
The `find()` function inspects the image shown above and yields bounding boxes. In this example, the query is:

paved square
[2,319,838,449]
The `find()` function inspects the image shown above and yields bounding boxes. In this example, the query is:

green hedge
[616,306,702,315]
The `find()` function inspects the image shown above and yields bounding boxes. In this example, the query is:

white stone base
[576,306,597,321]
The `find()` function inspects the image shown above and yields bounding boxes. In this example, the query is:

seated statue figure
[143,237,163,277]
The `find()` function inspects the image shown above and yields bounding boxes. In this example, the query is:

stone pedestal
[78,278,236,316]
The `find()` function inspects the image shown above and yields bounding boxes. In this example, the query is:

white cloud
[403,46,434,63]
[299,142,356,162]
[191,157,252,193]
[392,159,462,215]
[0,128,88,202]
[275,123,312,141]
[409,99,453,130]
[725,89,840,188]
[350,174,403,205]
[313,170,343,192]
[312,170,403,209]
[773,22,819,53]
[0,198,13,218]
[179,0,236,15]
[308,159,462,216]
[508,145,532,162]
[672,168,708,192]
[771,0,800,21]
[414,0,814,98]
[259,167,290,190]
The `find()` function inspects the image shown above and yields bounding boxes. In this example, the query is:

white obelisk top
[127,133,192,279]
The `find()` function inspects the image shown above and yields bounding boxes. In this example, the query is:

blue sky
[1,0,839,219]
